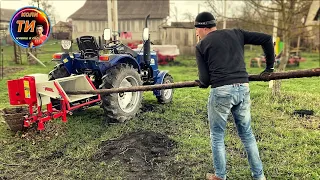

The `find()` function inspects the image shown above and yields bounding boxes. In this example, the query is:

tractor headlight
[61,40,72,50]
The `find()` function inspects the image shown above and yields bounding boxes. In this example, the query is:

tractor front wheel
[157,74,174,104]
[100,63,143,123]
[48,63,70,80]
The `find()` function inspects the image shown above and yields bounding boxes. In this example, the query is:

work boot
[206,173,224,180]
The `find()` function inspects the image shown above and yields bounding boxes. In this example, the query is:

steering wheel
[104,40,121,49]
[109,40,121,44]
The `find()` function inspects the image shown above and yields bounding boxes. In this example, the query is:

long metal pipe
[64,68,320,95]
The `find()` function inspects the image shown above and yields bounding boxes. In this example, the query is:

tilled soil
[1,107,28,132]
[1,106,66,141]
[92,130,177,179]
[0,67,24,77]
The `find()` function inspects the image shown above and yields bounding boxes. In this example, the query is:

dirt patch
[0,67,24,77]
[92,130,177,179]
[16,121,67,143]
[1,106,66,141]
[140,103,156,112]
[1,107,28,132]
[139,103,166,114]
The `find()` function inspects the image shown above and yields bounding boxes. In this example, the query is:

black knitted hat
[194,12,216,28]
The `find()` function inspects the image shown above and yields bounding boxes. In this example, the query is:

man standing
[194,12,274,180]
[29,25,47,47]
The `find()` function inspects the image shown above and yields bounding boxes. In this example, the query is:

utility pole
[107,0,118,40]
[175,6,178,22]
[296,0,302,51]
[223,0,227,29]
[198,4,200,14]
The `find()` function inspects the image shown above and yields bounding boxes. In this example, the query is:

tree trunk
[13,43,18,64]
[272,31,290,96]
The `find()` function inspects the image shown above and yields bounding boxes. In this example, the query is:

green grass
[0,41,319,179]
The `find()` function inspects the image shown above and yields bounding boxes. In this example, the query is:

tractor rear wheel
[157,74,174,104]
[100,63,143,123]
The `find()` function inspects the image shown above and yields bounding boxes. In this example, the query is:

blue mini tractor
[48,15,173,122]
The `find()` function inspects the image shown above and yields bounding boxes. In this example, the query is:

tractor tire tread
[100,63,143,123]
[156,74,174,104]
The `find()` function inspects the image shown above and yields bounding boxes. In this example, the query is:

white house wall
[71,19,165,41]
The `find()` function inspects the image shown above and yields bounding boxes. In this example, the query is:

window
[314,8,320,21]
[89,21,92,31]
[121,21,124,31]
[83,21,86,32]
[125,21,129,31]
[134,20,138,32]
[150,20,153,31]
[78,22,82,32]
[73,25,77,32]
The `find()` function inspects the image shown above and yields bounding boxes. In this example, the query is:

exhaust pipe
[143,14,151,65]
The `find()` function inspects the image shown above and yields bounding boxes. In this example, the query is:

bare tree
[183,12,195,22]
[205,0,313,96]
[29,0,56,24]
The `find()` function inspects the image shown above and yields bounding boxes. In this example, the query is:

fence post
[1,48,3,79]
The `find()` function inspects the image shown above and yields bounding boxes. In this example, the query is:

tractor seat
[76,36,100,59]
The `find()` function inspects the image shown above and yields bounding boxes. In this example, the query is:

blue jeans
[207,83,265,180]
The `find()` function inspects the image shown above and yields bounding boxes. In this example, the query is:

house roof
[170,22,194,29]
[0,8,16,22]
[165,20,242,29]
[68,0,169,21]
[305,0,320,25]
[53,21,72,28]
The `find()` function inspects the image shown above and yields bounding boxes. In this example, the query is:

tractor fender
[99,55,141,75]
[51,53,73,74]
[52,52,70,62]
[153,70,169,96]
[109,55,141,73]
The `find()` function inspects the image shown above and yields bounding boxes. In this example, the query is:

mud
[139,103,165,114]
[92,130,177,179]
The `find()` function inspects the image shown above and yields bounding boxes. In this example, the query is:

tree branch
[245,0,281,13]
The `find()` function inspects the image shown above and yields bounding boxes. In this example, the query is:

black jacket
[196,28,275,88]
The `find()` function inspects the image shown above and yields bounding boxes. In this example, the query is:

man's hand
[195,80,209,88]
[259,68,274,81]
